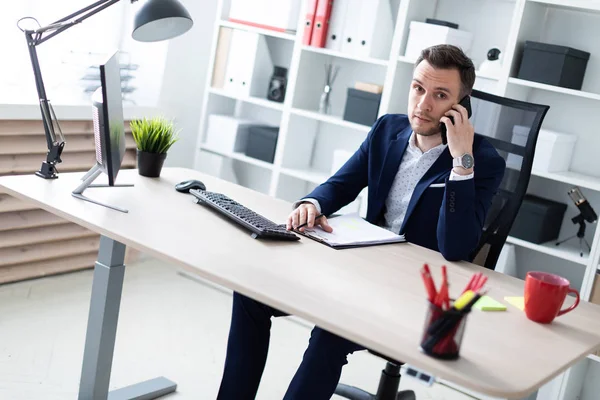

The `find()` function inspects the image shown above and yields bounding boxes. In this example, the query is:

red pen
[421,270,435,302]
[441,265,449,309]
[475,275,488,292]
[463,273,478,294]
[422,264,438,303]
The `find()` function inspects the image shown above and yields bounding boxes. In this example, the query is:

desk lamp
[17,0,193,179]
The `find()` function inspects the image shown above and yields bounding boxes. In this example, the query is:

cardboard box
[205,114,256,153]
[405,21,473,60]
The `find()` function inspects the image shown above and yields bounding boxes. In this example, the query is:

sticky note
[474,295,507,311]
[504,296,525,311]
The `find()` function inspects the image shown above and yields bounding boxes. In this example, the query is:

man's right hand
[286,202,333,233]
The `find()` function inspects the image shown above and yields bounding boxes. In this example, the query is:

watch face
[462,154,474,169]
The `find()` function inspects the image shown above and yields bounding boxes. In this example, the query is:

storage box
[534,129,577,172]
[343,88,382,126]
[506,125,529,170]
[509,125,577,172]
[517,41,590,90]
[245,126,279,163]
[204,114,256,153]
[404,21,473,60]
[509,195,567,244]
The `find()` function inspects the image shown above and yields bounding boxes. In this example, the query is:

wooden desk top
[2,167,600,399]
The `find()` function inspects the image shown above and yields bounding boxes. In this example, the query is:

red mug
[524,271,580,324]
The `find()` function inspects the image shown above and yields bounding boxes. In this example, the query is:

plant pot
[137,150,167,178]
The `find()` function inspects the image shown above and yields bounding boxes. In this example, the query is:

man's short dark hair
[415,44,476,98]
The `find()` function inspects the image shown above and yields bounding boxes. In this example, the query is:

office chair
[334,89,550,400]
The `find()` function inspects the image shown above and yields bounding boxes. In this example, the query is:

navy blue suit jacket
[304,114,506,261]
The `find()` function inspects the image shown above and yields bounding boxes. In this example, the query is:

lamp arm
[19,0,132,179]
[34,0,126,46]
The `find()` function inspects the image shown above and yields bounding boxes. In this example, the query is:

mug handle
[557,288,580,317]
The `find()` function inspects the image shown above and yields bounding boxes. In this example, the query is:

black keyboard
[189,189,299,241]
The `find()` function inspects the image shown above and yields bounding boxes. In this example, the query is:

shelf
[475,70,501,81]
[290,108,372,132]
[209,87,284,111]
[398,56,499,80]
[527,0,600,13]
[505,236,589,265]
[508,78,600,101]
[218,20,296,41]
[199,144,275,170]
[397,55,416,65]
[280,167,329,185]
[303,46,389,66]
[531,169,600,192]
[587,354,600,363]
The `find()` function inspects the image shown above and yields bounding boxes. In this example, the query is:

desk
[2,167,600,399]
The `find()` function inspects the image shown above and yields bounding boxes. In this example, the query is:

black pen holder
[419,301,470,360]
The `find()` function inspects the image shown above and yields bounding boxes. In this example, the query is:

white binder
[340,0,393,59]
[355,0,393,59]
[223,30,273,98]
[340,0,361,55]
[325,0,350,51]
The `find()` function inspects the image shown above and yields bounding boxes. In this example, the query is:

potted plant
[130,116,179,177]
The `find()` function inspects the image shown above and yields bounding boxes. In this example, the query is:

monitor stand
[72,164,134,213]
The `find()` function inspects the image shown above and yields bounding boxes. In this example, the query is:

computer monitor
[93,50,126,186]
[72,50,133,213]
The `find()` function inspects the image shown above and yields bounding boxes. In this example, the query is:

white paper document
[299,212,406,249]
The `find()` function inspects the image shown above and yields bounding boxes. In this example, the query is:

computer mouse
[175,179,206,193]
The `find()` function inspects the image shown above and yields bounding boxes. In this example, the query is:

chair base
[335,362,416,400]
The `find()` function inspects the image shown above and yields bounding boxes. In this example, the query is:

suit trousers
[217,292,365,399]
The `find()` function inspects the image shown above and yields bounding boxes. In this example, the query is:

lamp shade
[132,0,193,42]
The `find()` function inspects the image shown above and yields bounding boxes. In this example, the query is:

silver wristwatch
[453,153,474,169]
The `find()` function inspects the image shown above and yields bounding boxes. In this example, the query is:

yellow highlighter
[453,290,476,311]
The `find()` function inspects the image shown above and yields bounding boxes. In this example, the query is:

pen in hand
[296,214,324,230]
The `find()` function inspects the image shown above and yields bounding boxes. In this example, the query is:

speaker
[267,66,287,103]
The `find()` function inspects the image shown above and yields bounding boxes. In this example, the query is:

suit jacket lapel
[399,147,453,233]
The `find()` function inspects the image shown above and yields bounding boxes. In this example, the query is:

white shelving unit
[289,107,372,132]
[303,45,390,66]
[194,1,600,399]
[208,87,286,111]
[508,77,600,101]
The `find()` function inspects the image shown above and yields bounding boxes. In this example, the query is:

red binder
[310,0,334,48]
[303,0,319,45]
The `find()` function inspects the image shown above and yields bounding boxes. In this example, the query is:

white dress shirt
[298,132,474,233]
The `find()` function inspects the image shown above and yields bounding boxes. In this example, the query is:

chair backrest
[468,89,550,270]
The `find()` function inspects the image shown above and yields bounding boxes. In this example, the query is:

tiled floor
[0,257,482,399]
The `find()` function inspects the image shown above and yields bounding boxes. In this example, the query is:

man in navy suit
[217,45,506,399]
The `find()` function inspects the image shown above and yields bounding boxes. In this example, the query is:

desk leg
[78,235,177,400]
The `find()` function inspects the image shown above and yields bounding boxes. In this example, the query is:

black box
[517,41,590,90]
[343,88,382,126]
[509,194,567,244]
[245,126,279,163]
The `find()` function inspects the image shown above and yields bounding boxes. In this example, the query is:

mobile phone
[440,95,472,145]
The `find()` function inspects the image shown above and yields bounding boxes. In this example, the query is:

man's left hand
[440,104,474,160]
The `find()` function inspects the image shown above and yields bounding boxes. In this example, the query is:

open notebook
[296,212,406,249]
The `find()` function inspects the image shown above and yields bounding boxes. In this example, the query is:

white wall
[158,0,219,169]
